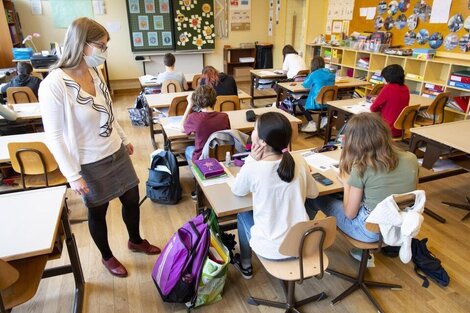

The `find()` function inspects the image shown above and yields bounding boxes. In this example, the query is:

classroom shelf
[223,46,256,78]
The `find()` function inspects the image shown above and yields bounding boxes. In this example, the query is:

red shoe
[102,257,128,277]
[128,239,161,255]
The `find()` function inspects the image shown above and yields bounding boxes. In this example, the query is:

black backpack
[411,238,450,288]
[145,150,182,205]
[128,92,150,127]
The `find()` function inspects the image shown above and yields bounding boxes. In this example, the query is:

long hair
[256,112,295,182]
[310,56,325,72]
[53,17,109,70]
[201,66,219,87]
[282,45,298,60]
[339,113,399,178]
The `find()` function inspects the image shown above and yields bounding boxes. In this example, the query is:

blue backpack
[411,238,450,288]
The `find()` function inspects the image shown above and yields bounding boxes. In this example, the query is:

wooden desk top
[0,132,45,162]
[277,77,371,93]
[198,149,343,218]
[411,120,470,154]
[0,103,42,120]
[250,69,287,79]
[0,186,67,261]
[145,89,252,108]
[139,73,196,87]
[160,107,302,140]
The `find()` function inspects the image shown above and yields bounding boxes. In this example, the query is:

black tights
[297,101,313,122]
[87,185,142,260]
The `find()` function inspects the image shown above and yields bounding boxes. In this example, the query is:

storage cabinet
[0,0,23,68]
[309,44,470,120]
[223,46,256,80]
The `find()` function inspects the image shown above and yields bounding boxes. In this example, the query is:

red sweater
[370,84,410,137]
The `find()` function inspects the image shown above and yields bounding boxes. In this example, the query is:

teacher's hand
[126,143,134,155]
[70,177,89,195]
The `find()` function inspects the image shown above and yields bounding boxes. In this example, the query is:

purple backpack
[152,214,210,306]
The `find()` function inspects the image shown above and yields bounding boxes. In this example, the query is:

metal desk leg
[324,107,335,145]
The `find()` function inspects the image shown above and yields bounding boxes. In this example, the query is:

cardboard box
[233,67,252,82]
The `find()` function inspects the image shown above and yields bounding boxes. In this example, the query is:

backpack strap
[414,266,430,288]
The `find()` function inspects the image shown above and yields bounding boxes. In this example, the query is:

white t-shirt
[231,154,319,260]
[282,54,308,79]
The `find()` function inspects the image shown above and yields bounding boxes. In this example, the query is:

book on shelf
[451,96,470,112]
[449,74,470,84]
[405,73,423,80]
[193,158,226,179]
[239,57,255,63]
[424,83,445,92]
[452,70,470,78]
[421,93,436,99]
[446,101,464,112]
[448,80,470,90]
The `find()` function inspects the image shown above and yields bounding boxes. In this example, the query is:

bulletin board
[348,0,470,55]
[125,0,215,52]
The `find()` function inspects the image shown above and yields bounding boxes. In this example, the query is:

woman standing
[39,18,160,278]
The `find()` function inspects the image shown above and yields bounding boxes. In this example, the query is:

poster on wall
[327,0,354,21]
[230,0,251,31]
[215,0,229,38]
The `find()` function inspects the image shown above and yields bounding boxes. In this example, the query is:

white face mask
[83,44,107,67]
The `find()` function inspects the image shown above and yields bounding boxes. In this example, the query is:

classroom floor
[10,85,470,313]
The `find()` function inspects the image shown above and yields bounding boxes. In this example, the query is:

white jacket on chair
[366,190,426,264]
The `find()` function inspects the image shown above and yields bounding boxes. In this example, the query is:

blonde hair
[339,113,399,178]
[53,17,109,70]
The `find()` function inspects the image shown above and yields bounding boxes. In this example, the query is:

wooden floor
[11,86,470,313]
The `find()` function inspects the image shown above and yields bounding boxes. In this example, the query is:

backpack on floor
[411,238,450,288]
[145,149,182,205]
[127,92,150,127]
[152,213,210,307]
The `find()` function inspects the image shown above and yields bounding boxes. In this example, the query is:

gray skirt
[80,144,140,208]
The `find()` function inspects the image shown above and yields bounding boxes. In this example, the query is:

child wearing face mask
[39,17,160,278]
[230,112,319,279]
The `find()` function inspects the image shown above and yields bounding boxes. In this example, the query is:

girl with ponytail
[231,112,319,279]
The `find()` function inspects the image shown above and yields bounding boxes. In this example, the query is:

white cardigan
[39,68,128,182]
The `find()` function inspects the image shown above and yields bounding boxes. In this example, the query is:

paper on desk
[164,116,183,130]
[346,101,371,114]
[258,70,277,76]
[140,74,158,83]
[303,152,339,172]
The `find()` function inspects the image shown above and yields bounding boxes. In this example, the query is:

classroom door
[284,0,306,56]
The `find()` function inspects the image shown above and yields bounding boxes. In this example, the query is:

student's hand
[250,143,264,161]
[126,143,134,155]
[70,177,89,195]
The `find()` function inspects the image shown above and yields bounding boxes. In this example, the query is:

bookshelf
[223,46,256,78]
[306,44,470,120]
[0,0,23,68]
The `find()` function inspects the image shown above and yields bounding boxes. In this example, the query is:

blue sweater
[301,68,335,110]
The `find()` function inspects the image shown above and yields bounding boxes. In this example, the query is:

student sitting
[200,66,238,96]
[1,62,42,101]
[155,53,188,90]
[231,112,319,279]
[282,45,308,79]
[297,56,335,133]
[180,85,231,162]
[370,64,410,138]
[306,113,418,260]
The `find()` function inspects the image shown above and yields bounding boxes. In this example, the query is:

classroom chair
[168,95,188,116]
[192,74,202,90]
[7,141,66,190]
[326,194,419,313]
[393,104,420,143]
[214,95,240,112]
[368,83,384,96]
[166,96,194,161]
[292,69,310,82]
[208,144,236,162]
[161,79,182,93]
[414,92,450,126]
[247,216,336,313]
[304,85,338,139]
[6,87,38,104]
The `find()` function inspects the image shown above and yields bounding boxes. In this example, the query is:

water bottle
[225,151,231,166]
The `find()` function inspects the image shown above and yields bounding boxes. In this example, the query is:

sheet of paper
[302,152,339,172]
[430,0,451,23]
[360,7,367,17]
[164,116,183,130]
[140,74,158,83]
[31,0,42,15]
[258,70,277,76]
[345,102,372,114]
[332,21,343,33]
[366,7,376,20]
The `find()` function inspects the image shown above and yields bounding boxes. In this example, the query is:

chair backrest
[168,95,188,116]
[278,216,336,281]
[393,104,420,140]
[192,74,202,90]
[6,87,38,104]
[209,144,236,162]
[426,92,450,124]
[293,70,310,82]
[161,79,182,93]
[315,85,338,105]
[214,95,240,112]
[369,83,385,96]
[7,142,60,188]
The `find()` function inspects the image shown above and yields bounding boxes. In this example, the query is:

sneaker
[320,116,328,129]
[191,190,197,200]
[233,253,253,279]
[350,248,375,268]
[301,121,317,133]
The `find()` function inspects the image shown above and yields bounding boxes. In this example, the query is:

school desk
[0,186,84,313]
[0,131,45,162]
[0,103,42,120]
[249,69,287,107]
